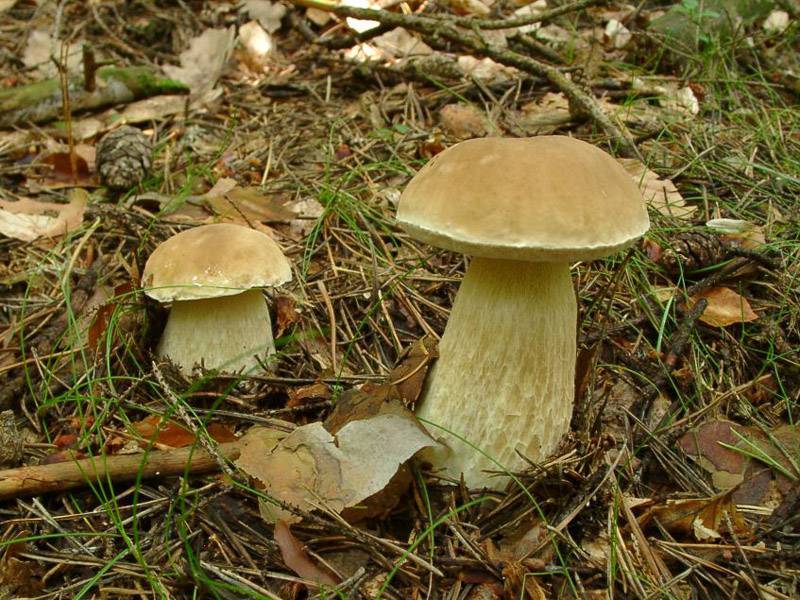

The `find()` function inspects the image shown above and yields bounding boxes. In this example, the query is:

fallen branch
[0,441,241,501]
[290,0,640,157]
[0,66,188,128]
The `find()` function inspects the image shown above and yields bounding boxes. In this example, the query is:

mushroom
[397,136,649,488]
[142,223,292,374]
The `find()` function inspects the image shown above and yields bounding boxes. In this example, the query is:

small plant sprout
[397,136,650,489]
[142,223,292,375]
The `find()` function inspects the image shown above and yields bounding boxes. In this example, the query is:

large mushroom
[397,136,649,489]
[142,223,292,374]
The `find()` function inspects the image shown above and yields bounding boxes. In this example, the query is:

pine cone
[96,126,152,191]
[660,231,726,275]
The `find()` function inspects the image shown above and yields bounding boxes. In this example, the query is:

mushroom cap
[143,223,292,302]
[397,136,650,262]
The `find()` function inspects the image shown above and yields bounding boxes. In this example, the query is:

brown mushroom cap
[143,223,292,302]
[397,136,650,262]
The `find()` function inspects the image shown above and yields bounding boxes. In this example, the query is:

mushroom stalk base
[158,289,276,375]
[417,258,576,489]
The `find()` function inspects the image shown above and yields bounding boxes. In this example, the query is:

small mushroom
[397,136,649,488]
[142,223,292,374]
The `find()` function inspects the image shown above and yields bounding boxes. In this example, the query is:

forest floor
[0,0,799,598]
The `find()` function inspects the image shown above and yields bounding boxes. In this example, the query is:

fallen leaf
[274,520,339,587]
[287,382,331,409]
[68,95,187,141]
[236,409,437,524]
[88,283,132,350]
[445,0,491,16]
[163,27,236,99]
[638,491,748,540]
[40,152,92,184]
[0,188,88,242]
[439,104,490,140]
[690,287,758,327]
[514,92,572,135]
[706,218,766,250]
[244,0,286,33]
[274,295,301,338]
[389,336,438,408]
[457,56,517,84]
[618,159,696,220]
[23,29,83,78]
[239,21,274,65]
[763,10,790,34]
[605,18,632,49]
[341,0,381,32]
[133,415,235,448]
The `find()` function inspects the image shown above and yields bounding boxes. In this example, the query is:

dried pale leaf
[23,30,83,77]
[0,0,17,12]
[691,287,758,327]
[445,0,491,16]
[244,0,286,33]
[516,92,572,135]
[239,21,273,64]
[0,188,87,241]
[605,18,632,48]
[274,520,339,586]
[707,218,766,250]
[236,412,437,524]
[371,28,432,59]
[440,104,490,140]
[342,0,381,32]
[163,27,236,97]
[457,56,516,83]
[69,95,186,140]
[763,10,790,34]
[618,158,696,220]
[511,1,547,34]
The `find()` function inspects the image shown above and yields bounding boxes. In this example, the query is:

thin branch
[289,0,640,156]
[0,442,242,501]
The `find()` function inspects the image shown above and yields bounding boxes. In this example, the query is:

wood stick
[0,442,242,501]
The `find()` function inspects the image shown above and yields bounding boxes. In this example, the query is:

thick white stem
[417,258,576,489]
[157,289,276,374]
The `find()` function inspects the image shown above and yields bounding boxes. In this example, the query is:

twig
[152,362,237,477]
[289,0,640,157]
[422,0,600,30]
[0,441,242,501]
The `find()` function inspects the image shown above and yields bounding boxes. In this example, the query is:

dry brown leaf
[514,93,572,135]
[274,295,301,338]
[639,491,748,540]
[133,415,236,448]
[618,158,695,220]
[0,188,88,242]
[274,520,339,587]
[388,336,438,408]
[690,287,758,327]
[439,104,490,140]
[236,410,437,524]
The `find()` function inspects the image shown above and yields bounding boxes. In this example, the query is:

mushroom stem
[158,289,276,374]
[417,258,576,489]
